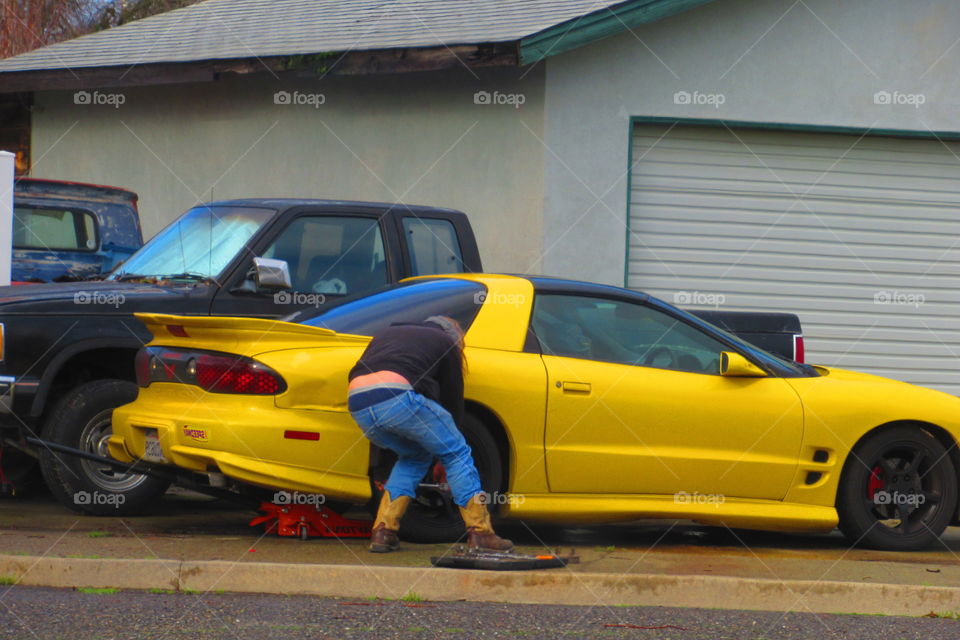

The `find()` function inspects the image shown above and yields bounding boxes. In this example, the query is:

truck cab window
[262,216,387,296]
[403,217,463,275]
[14,206,97,251]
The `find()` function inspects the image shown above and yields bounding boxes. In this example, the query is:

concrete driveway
[2,490,959,615]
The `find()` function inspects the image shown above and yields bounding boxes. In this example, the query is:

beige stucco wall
[30,66,545,273]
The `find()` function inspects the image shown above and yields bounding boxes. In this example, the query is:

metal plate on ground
[431,551,576,571]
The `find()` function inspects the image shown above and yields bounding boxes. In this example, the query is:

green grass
[0,576,18,585]
[149,588,176,594]
[401,591,424,603]
[86,531,112,539]
[927,611,960,620]
[77,587,118,594]
[182,588,200,595]
[66,554,101,559]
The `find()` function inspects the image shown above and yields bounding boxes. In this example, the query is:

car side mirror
[252,257,292,291]
[719,351,767,377]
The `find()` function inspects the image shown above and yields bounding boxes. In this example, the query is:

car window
[298,279,484,336]
[262,216,387,296]
[531,293,727,375]
[403,217,464,275]
[13,206,97,251]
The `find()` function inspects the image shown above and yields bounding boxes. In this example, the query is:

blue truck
[12,178,142,284]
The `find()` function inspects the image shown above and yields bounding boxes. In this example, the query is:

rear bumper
[110,391,372,502]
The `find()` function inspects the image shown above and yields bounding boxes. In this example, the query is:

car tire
[371,413,504,544]
[39,379,170,515]
[837,425,957,550]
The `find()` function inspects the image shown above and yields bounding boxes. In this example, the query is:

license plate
[142,430,166,463]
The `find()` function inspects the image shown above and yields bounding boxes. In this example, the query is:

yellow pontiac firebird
[109,274,960,550]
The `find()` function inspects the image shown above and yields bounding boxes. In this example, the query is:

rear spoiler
[133,313,369,355]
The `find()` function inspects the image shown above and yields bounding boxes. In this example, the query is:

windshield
[109,205,275,283]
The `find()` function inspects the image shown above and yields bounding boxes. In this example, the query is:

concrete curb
[1,554,955,615]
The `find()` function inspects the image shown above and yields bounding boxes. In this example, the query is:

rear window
[298,279,485,336]
[13,205,97,251]
[403,217,464,275]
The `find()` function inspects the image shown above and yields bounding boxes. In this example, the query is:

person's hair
[424,315,468,373]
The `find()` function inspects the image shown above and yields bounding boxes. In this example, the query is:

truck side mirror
[719,351,767,377]
[253,257,292,291]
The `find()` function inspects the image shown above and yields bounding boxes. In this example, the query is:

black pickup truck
[0,198,801,514]
[0,199,480,510]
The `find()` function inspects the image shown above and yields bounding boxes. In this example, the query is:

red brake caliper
[431,460,448,485]
[867,465,884,499]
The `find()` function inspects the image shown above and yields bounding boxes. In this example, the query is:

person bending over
[347,315,513,554]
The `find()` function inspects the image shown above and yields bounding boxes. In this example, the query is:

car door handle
[560,381,592,393]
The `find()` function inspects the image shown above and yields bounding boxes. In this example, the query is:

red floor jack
[250,502,372,540]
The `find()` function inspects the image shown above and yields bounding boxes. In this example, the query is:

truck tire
[39,379,169,515]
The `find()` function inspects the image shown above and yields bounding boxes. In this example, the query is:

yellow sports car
[110,274,960,550]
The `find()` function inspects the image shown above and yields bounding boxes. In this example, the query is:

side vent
[813,450,829,463]
[805,471,823,485]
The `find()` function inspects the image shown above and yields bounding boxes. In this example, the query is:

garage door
[628,123,960,394]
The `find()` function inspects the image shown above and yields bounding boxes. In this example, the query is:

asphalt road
[3,586,960,640]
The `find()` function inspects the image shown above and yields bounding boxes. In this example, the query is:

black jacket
[348,322,464,425]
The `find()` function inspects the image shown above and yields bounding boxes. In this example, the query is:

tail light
[793,334,805,363]
[135,348,151,387]
[135,346,286,395]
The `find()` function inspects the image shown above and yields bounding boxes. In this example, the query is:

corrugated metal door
[628,123,960,394]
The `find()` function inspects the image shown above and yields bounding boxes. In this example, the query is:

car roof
[513,274,652,301]
[199,198,466,216]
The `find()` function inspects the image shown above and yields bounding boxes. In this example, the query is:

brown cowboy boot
[459,494,514,552]
[369,491,411,553]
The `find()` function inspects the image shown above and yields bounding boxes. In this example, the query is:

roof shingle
[0,0,625,73]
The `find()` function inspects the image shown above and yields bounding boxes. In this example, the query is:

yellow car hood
[787,364,960,443]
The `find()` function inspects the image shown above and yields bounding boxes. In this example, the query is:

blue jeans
[350,391,481,507]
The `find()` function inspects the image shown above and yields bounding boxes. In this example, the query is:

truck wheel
[371,413,504,544]
[39,379,170,515]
